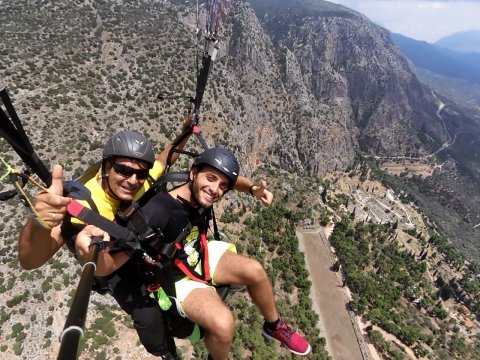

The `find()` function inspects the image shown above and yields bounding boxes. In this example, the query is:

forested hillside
[317,160,480,359]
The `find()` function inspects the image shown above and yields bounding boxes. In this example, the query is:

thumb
[259,180,268,191]
[49,164,64,196]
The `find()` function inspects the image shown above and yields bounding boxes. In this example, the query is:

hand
[75,225,111,258]
[181,113,195,132]
[251,180,273,207]
[34,165,71,228]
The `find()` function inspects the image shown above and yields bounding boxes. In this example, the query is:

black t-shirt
[142,192,193,242]
[141,191,209,282]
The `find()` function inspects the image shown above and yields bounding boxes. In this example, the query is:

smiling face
[104,157,150,201]
[189,165,230,208]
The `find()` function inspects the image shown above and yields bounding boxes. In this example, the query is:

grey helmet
[102,131,155,167]
[192,147,240,189]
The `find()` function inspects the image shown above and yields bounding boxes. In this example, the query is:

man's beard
[190,180,214,209]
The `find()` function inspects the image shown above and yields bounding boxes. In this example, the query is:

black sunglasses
[112,162,150,180]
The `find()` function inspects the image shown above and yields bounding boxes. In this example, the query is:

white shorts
[174,240,237,303]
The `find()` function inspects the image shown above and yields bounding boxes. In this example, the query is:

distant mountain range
[435,29,480,53]
[390,32,480,85]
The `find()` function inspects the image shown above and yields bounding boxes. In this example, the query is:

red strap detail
[193,125,200,134]
[200,231,211,282]
[173,229,211,283]
[66,199,85,217]
[174,258,208,284]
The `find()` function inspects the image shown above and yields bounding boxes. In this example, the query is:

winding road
[368,93,459,163]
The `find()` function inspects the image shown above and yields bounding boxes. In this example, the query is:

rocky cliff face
[233,1,480,248]
[1,0,476,177]
[226,0,461,175]
[225,2,358,175]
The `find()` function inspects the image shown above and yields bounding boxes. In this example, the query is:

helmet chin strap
[101,159,122,201]
[188,179,200,207]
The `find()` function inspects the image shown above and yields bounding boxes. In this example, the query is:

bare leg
[181,287,235,360]
[214,251,278,322]
[212,252,312,356]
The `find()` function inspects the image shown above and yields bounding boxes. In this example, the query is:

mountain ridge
[391,32,480,85]
[435,29,480,53]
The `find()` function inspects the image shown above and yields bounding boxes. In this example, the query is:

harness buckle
[159,242,177,259]
[147,283,161,293]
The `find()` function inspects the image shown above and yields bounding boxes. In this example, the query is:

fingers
[256,181,273,207]
[34,193,70,227]
[258,180,267,192]
[84,225,110,242]
[261,190,273,207]
[33,165,71,225]
[50,164,65,196]
[44,212,62,228]
[76,225,110,256]
[75,227,93,255]
[36,191,71,208]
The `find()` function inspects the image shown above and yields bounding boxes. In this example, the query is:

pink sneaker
[262,320,311,355]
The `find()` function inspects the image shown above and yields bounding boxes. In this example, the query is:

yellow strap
[0,157,50,228]
[14,180,50,228]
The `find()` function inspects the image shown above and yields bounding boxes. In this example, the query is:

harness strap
[200,231,211,281]
[173,228,211,284]
[156,200,218,284]
[66,200,136,242]
[64,180,99,213]
[0,189,17,201]
[211,208,220,240]
[166,127,193,171]
[192,125,209,151]
[137,172,190,207]
[174,258,209,284]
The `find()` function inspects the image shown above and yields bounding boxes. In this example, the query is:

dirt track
[297,229,366,360]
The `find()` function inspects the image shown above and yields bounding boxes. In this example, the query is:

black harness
[117,185,221,289]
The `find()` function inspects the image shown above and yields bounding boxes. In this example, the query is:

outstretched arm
[155,115,274,207]
[156,114,194,168]
[18,165,71,269]
[234,177,273,207]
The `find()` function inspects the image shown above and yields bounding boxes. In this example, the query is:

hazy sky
[328,0,480,43]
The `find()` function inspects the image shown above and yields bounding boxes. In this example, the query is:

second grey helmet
[192,147,240,189]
